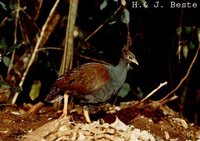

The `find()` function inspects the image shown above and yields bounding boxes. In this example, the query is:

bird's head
[45,87,64,103]
[121,46,138,65]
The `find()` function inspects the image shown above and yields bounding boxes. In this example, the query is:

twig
[7,0,20,75]
[78,54,110,65]
[37,47,63,52]
[58,0,79,76]
[0,17,8,27]
[140,81,168,103]
[159,43,200,104]
[56,0,79,109]
[84,5,122,42]
[27,102,44,115]
[11,0,60,104]
[158,95,178,105]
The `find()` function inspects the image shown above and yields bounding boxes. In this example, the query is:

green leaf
[29,80,42,101]
[189,41,195,50]
[117,83,131,98]
[0,81,21,93]
[11,86,22,92]
[176,26,182,36]
[100,0,108,10]
[185,26,192,34]
[182,44,188,59]
[107,14,117,25]
[2,56,11,67]
[0,1,7,10]
[0,81,11,89]
[121,8,130,24]
[6,43,24,55]
[9,0,18,10]
[0,37,8,51]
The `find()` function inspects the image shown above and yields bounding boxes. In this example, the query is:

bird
[45,46,138,122]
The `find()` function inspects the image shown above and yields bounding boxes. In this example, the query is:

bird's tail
[45,87,64,103]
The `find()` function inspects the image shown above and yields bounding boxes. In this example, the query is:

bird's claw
[59,111,67,118]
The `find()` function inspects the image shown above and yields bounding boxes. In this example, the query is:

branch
[27,102,44,115]
[78,54,110,65]
[159,43,200,103]
[7,0,20,75]
[140,81,168,103]
[11,0,60,104]
[84,5,122,42]
[58,0,79,76]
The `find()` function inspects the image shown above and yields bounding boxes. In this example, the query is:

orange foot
[59,93,69,118]
[83,106,91,123]
[59,110,67,118]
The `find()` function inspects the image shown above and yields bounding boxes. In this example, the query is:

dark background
[0,0,200,124]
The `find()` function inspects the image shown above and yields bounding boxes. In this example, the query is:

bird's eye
[128,56,133,60]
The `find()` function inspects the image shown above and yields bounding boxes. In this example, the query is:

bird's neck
[107,58,129,90]
[114,58,129,76]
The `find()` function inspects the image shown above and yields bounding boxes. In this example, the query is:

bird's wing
[52,63,110,94]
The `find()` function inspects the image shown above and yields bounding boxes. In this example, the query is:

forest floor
[0,101,200,141]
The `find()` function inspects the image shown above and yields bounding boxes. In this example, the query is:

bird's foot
[83,106,91,123]
[59,93,69,118]
[59,111,68,118]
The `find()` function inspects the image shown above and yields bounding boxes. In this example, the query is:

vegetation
[0,0,200,126]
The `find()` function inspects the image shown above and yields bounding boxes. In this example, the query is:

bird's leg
[83,106,91,123]
[60,93,69,118]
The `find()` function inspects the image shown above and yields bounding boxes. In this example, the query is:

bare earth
[0,101,200,141]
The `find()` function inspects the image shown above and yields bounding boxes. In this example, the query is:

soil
[0,101,200,141]
[0,104,59,141]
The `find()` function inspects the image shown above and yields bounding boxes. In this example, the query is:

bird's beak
[131,56,139,65]
[127,57,138,70]
[133,59,139,65]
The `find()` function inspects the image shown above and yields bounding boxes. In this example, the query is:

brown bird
[45,46,138,122]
